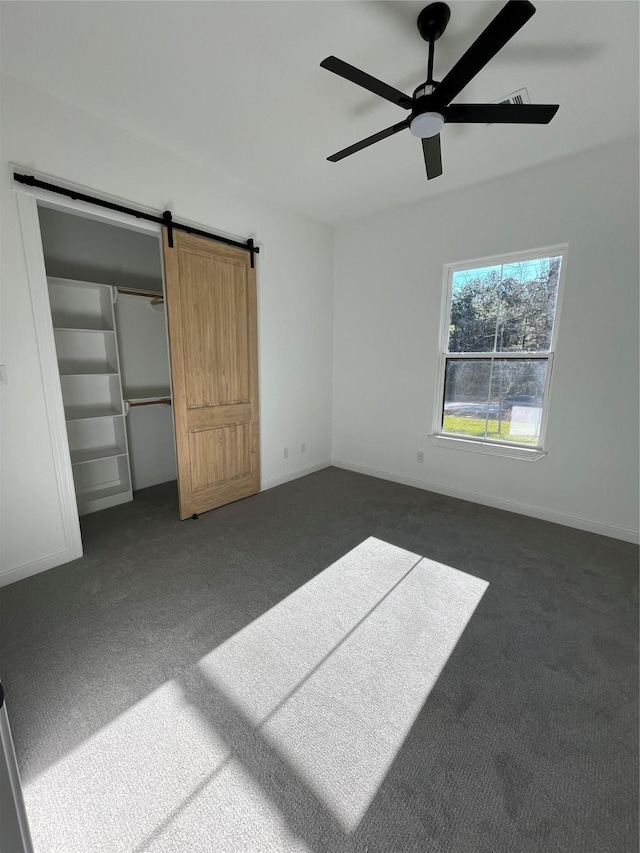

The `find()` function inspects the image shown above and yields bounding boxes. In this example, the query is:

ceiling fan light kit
[410,112,445,139]
[321,0,559,180]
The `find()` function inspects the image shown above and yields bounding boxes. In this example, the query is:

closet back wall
[115,294,176,491]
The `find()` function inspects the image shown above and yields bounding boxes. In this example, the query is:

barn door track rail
[13,172,260,268]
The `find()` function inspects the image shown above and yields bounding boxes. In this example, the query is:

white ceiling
[1,1,638,225]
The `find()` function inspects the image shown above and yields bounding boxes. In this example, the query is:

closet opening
[16,179,260,565]
[37,202,178,519]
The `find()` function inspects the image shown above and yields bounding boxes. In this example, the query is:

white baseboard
[332,459,640,545]
[261,460,331,492]
[0,543,83,589]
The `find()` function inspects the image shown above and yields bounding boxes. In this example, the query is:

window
[433,246,566,459]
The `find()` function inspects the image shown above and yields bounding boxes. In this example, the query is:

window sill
[429,434,547,461]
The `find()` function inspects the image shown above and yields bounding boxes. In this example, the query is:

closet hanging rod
[127,399,172,408]
[13,172,260,267]
[117,287,163,301]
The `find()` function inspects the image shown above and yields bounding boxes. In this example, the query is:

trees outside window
[437,249,566,448]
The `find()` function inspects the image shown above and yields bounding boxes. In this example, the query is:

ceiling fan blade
[328,120,410,162]
[434,1,536,106]
[445,103,559,123]
[422,135,443,180]
[321,56,414,109]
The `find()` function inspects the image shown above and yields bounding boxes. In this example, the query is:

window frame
[431,244,568,461]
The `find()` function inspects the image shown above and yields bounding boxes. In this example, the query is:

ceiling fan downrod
[417,2,451,87]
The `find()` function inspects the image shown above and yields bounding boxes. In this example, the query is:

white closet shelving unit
[48,277,133,514]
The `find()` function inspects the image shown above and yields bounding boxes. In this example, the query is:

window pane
[442,357,548,446]
[498,257,562,352]
[486,359,548,445]
[448,267,502,353]
[442,359,493,439]
[448,255,562,354]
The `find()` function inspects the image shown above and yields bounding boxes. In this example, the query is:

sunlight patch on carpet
[193,536,489,832]
[23,537,488,853]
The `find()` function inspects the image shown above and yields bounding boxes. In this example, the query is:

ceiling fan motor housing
[410,82,444,138]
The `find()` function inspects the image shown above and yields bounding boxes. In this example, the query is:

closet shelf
[58,361,118,376]
[71,446,127,465]
[48,277,113,292]
[64,405,122,422]
[76,482,131,503]
[54,326,115,334]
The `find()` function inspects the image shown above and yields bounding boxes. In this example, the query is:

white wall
[0,74,334,582]
[332,137,640,542]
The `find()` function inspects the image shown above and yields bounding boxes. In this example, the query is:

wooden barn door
[163,230,260,519]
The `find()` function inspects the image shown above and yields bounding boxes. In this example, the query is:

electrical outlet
[283,447,289,459]
[301,442,306,454]
[417,451,424,463]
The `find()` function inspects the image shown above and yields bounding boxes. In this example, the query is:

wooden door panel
[179,250,249,407]
[163,230,259,519]
[187,402,252,431]
[189,473,256,517]
[189,422,251,490]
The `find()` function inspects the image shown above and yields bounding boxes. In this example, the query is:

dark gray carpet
[0,467,637,852]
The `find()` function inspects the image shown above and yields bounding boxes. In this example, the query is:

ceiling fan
[321,0,559,180]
